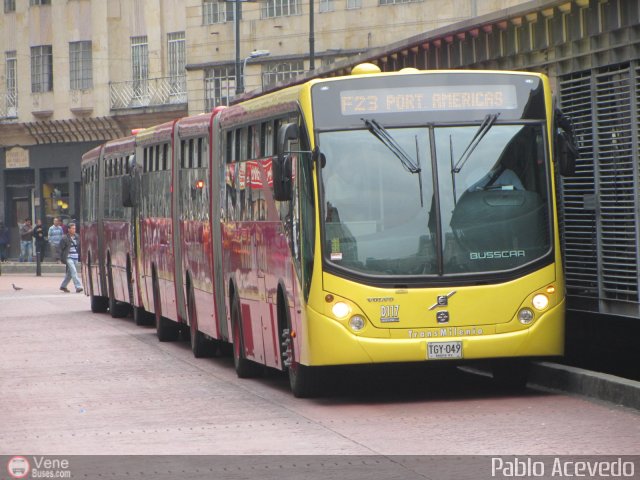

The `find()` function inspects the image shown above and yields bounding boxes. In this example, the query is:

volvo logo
[429,290,457,310]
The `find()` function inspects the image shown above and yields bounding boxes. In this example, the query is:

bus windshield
[319,123,551,278]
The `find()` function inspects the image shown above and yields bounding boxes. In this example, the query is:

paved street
[1,274,639,456]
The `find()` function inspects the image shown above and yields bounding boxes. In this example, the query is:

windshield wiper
[451,113,500,174]
[362,118,421,174]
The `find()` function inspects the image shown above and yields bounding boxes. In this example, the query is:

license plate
[427,341,463,359]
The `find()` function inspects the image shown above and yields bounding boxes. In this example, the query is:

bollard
[36,249,41,277]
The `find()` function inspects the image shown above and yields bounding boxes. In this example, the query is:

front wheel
[284,328,322,399]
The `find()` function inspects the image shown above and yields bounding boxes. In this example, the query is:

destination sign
[340,84,518,115]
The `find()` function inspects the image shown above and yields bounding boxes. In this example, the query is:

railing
[0,91,18,118]
[109,75,187,110]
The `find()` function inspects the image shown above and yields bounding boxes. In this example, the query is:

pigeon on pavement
[12,283,23,291]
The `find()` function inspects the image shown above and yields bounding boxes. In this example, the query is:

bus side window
[264,121,273,157]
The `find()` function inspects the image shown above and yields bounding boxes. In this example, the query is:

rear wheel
[88,261,108,313]
[188,286,216,358]
[133,305,153,326]
[90,294,109,313]
[231,295,262,378]
[153,275,179,342]
[108,268,130,318]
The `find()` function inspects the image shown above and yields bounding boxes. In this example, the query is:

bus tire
[153,276,179,342]
[280,300,322,398]
[156,315,179,342]
[108,268,129,318]
[188,287,215,358]
[90,295,109,313]
[231,296,262,378]
[492,359,530,391]
[88,259,108,313]
[133,306,153,326]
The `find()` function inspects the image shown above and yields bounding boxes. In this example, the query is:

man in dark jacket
[59,223,83,293]
[32,219,47,263]
[19,218,33,262]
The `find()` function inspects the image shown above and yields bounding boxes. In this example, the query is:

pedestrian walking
[47,217,64,261]
[33,219,47,263]
[59,222,83,293]
[19,218,33,262]
[0,221,9,262]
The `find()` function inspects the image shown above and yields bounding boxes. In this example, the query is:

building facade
[0,0,525,258]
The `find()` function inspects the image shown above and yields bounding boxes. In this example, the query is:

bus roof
[103,135,136,158]
[219,83,304,129]
[176,112,214,139]
[81,145,102,167]
[136,120,177,147]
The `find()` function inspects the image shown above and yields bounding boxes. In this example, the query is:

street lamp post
[309,0,315,70]
[242,50,270,93]
[233,0,242,95]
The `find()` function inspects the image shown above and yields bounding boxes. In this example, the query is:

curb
[530,361,640,411]
[0,262,66,275]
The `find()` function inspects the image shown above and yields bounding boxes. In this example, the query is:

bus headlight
[349,315,366,331]
[532,294,549,310]
[332,302,351,319]
[518,308,535,324]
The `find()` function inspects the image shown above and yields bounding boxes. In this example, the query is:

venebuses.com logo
[6,456,71,479]
[7,456,30,479]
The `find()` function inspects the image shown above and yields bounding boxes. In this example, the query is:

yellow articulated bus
[211,63,578,397]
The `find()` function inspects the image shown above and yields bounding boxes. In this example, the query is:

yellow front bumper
[301,300,565,366]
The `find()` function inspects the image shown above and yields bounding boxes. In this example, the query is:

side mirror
[557,130,578,176]
[122,175,137,208]
[273,123,299,201]
[273,155,293,201]
[555,109,579,177]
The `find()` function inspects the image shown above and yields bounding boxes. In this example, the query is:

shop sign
[6,147,29,169]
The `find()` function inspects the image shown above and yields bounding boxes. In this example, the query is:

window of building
[167,32,186,100]
[262,0,300,19]
[319,0,334,13]
[203,0,234,24]
[346,0,362,9]
[321,56,335,68]
[31,45,53,93]
[6,51,16,114]
[4,0,15,13]
[205,66,236,110]
[69,41,93,90]
[261,61,304,90]
[131,36,149,101]
[30,0,50,5]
